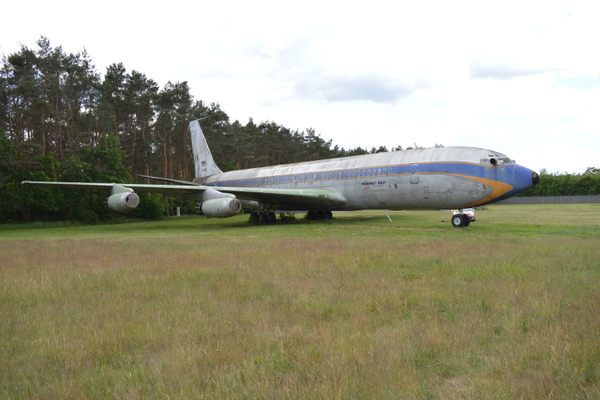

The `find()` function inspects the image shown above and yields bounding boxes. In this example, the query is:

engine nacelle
[201,197,241,218]
[107,191,140,213]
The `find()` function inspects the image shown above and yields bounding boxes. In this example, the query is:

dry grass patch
[1,205,599,398]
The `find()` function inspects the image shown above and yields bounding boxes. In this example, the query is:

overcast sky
[2,0,598,173]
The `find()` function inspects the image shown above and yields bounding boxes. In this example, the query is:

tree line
[521,168,600,197]
[0,37,376,223]
[1,38,598,223]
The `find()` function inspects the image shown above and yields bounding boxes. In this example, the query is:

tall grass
[1,205,599,398]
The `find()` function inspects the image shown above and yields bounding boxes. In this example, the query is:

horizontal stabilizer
[136,174,199,186]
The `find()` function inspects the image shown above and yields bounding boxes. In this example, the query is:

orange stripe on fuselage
[447,173,513,207]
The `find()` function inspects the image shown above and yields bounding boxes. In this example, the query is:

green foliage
[134,193,166,220]
[522,170,600,196]
[80,133,130,183]
[0,182,21,222]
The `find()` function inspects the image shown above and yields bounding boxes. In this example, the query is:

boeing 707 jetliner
[22,120,539,227]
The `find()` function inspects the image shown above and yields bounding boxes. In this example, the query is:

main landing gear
[305,210,333,221]
[451,208,475,228]
[249,210,334,225]
[249,211,276,225]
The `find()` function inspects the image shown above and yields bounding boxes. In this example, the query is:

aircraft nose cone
[509,165,538,194]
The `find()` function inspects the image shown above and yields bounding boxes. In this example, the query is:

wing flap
[214,186,347,209]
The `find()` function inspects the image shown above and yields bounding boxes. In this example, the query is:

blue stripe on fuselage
[207,162,518,188]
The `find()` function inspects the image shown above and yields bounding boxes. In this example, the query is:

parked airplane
[22,120,539,227]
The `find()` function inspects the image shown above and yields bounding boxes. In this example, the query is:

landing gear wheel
[259,213,270,224]
[451,213,466,228]
[306,210,333,221]
[249,212,260,225]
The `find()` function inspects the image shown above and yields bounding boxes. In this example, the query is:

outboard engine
[107,184,139,213]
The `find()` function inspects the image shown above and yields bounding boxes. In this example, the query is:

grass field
[1,204,599,399]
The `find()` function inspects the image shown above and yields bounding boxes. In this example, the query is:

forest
[1,38,599,223]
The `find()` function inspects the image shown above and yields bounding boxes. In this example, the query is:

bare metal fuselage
[203,146,536,211]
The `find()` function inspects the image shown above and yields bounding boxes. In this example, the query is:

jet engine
[201,197,241,218]
[107,191,140,213]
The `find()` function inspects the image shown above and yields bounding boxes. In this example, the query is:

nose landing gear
[451,213,469,228]
[451,208,475,228]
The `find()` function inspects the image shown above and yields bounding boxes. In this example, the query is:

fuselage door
[409,164,420,184]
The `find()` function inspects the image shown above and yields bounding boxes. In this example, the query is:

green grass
[1,204,599,399]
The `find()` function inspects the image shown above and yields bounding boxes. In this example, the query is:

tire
[259,213,270,224]
[249,212,259,224]
[451,214,466,228]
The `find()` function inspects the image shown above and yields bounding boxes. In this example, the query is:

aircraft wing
[20,181,347,210]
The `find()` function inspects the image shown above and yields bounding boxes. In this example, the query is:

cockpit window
[481,152,515,165]
[491,157,514,164]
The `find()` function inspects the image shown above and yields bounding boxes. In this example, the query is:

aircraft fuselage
[203,146,538,211]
